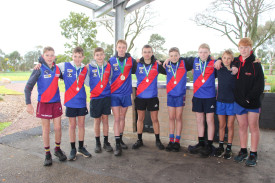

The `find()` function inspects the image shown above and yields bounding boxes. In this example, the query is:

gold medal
[76,87,80,91]
[174,81,177,84]
[202,79,205,83]
[120,75,125,80]
[146,78,149,82]
[100,84,103,88]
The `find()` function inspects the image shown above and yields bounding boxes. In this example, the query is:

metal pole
[115,3,125,44]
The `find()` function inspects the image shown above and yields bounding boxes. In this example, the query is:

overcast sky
[0,0,274,58]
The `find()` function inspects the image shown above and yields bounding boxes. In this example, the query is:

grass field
[0,86,23,95]
[0,122,12,132]
[0,72,31,81]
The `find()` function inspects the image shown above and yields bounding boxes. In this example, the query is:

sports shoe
[114,144,122,156]
[132,139,143,149]
[234,150,248,163]
[44,154,52,166]
[245,154,258,167]
[200,145,216,158]
[173,142,180,152]
[103,142,113,152]
[165,142,174,152]
[223,148,233,159]
[156,140,165,150]
[54,149,67,161]
[68,148,77,161]
[120,140,128,149]
[78,147,92,158]
[188,143,204,154]
[214,147,224,157]
[94,143,102,153]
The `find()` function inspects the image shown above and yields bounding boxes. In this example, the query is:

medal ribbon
[74,65,81,87]
[143,64,152,78]
[116,58,126,75]
[199,59,207,79]
[96,64,104,83]
[169,61,179,79]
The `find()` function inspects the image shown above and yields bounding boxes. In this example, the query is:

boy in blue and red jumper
[25,47,67,166]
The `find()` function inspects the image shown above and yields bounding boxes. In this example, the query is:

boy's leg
[112,106,122,156]
[119,106,128,149]
[173,106,183,152]
[41,118,52,166]
[94,117,102,153]
[151,111,164,150]
[166,107,176,151]
[223,115,235,159]
[53,116,67,161]
[196,112,205,138]
[200,113,215,157]
[132,110,145,149]
[68,117,77,161]
[215,115,226,157]
[77,115,91,158]
[102,114,113,152]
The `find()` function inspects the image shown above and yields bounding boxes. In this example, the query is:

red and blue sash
[166,60,186,94]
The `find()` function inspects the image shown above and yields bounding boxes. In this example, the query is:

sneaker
[165,142,174,152]
[214,147,225,157]
[200,145,216,158]
[245,154,258,167]
[156,140,165,150]
[120,140,128,149]
[54,149,67,161]
[223,148,233,160]
[44,154,52,166]
[188,143,204,154]
[132,139,143,149]
[68,148,77,161]
[103,142,113,152]
[172,142,180,152]
[78,147,92,158]
[234,150,248,163]
[114,144,122,156]
[94,143,102,153]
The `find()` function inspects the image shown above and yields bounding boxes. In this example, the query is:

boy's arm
[24,70,41,105]
[132,59,137,74]
[158,61,167,75]
[84,65,90,86]
[182,57,195,71]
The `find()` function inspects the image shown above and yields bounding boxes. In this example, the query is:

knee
[78,121,85,129]
[70,123,77,129]
[54,125,61,132]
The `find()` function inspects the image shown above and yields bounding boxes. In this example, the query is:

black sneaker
[223,148,233,160]
[200,145,216,158]
[114,144,122,156]
[165,142,174,152]
[68,148,77,161]
[132,139,143,149]
[120,140,128,149]
[172,142,180,152]
[54,149,67,161]
[78,147,92,158]
[94,143,102,153]
[156,140,165,150]
[234,150,248,163]
[245,154,258,167]
[188,143,204,154]
[44,154,52,166]
[214,147,224,157]
[103,142,113,152]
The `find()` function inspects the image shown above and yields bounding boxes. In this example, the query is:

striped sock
[55,142,61,151]
[169,134,174,143]
[227,143,232,150]
[45,146,50,155]
[175,135,181,143]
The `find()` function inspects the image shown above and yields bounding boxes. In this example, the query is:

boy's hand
[26,104,34,115]
[156,60,161,65]
[33,63,42,70]
[253,58,261,63]
[136,58,140,63]
[163,58,170,68]
[85,63,89,68]
[214,59,222,70]
[231,66,238,75]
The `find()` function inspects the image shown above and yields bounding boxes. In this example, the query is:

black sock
[219,141,224,148]
[198,137,205,146]
[241,148,248,154]
[208,140,213,147]
[104,136,108,144]
[138,133,142,141]
[115,136,120,145]
[227,143,232,150]
[155,134,160,141]
[250,151,257,156]
[120,133,123,140]
[79,141,84,148]
[95,136,100,145]
[71,142,76,149]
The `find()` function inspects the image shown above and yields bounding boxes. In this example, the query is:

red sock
[55,142,60,151]
[45,146,50,155]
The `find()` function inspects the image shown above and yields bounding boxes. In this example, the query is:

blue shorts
[216,101,235,116]
[167,95,186,107]
[111,94,132,107]
[234,102,261,115]
[192,97,216,113]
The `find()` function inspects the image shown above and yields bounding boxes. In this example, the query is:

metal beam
[94,1,113,18]
[125,0,156,14]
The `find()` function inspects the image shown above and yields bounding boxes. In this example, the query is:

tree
[7,51,21,71]
[60,12,97,64]
[99,42,114,60]
[148,34,166,60]
[24,48,42,71]
[193,0,275,50]
[56,54,71,64]
[258,34,275,74]
[0,49,7,71]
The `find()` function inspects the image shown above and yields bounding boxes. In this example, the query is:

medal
[96,63,105,87]
[174,81,177,84]
[120,75,125,80]
[143,64,152,83]
[117,58,126,80]
[202,79,205,83]
[100,84,103,88]
[170,61,179,83]
[76,87,80,91]
[146,78,149,82]
[75,65,82,92]
[199,59,207,84]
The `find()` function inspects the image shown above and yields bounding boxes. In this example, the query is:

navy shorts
[192,97,216,113]
[216,101,235,116]
[90,97,111,118]
[66,107,88,117]
[167,95,186,107]
[234,102,261,115]
[135,97,159,111]
[111,94,132,107]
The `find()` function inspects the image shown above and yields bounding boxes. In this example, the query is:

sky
[0,0,274,58]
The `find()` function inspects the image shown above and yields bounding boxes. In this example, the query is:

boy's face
[142,48,153,60]
[198,48,210,61]
[222,53,233,67]
[116,43,127,56]
[94,51,105,64]
[169,51,180,63]
[42,51,55,66]
[72,52,84,67]
[238,45,252,58]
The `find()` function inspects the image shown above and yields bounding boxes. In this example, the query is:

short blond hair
[116,39,127,48]
[198,43,210,51]
[43,46,54,54]
[238,37,253,47]
[222,49,234,58]
[169,47,180,55]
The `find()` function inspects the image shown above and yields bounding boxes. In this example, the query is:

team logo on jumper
[195,63,200,70]
[55,74,60,77]
[93,73,97,77]
[67,69,73,72]
[139,67,144,74]
[67,72,72,77]
[245,72,252,76]
[44,74,51,78]
[44,70,50,75]
[92,69,97,73]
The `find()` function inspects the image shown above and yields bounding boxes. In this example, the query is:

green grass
[0,122,12,131]
[265,75,275,92]
[0,72,31,81]
[0,86,23,95]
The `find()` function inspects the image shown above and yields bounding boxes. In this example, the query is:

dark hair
[73,46,84,56]
[142,44,153,52]
[94,47,105,55]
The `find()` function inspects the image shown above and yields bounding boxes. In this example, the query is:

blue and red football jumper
[166,59,187,97]
[135,62,159,99]
[109,56,133,96]
[193,58,215,98]
[89,63,111,99]
[63,62,87,108]
[37,64,61,103]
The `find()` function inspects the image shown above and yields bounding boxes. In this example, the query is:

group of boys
[25,37,264,167]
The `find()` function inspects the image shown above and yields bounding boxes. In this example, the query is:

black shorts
[90,97,111,118]
[192,97,216,113]
[135,97,159,111]
[66,107,88,117]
